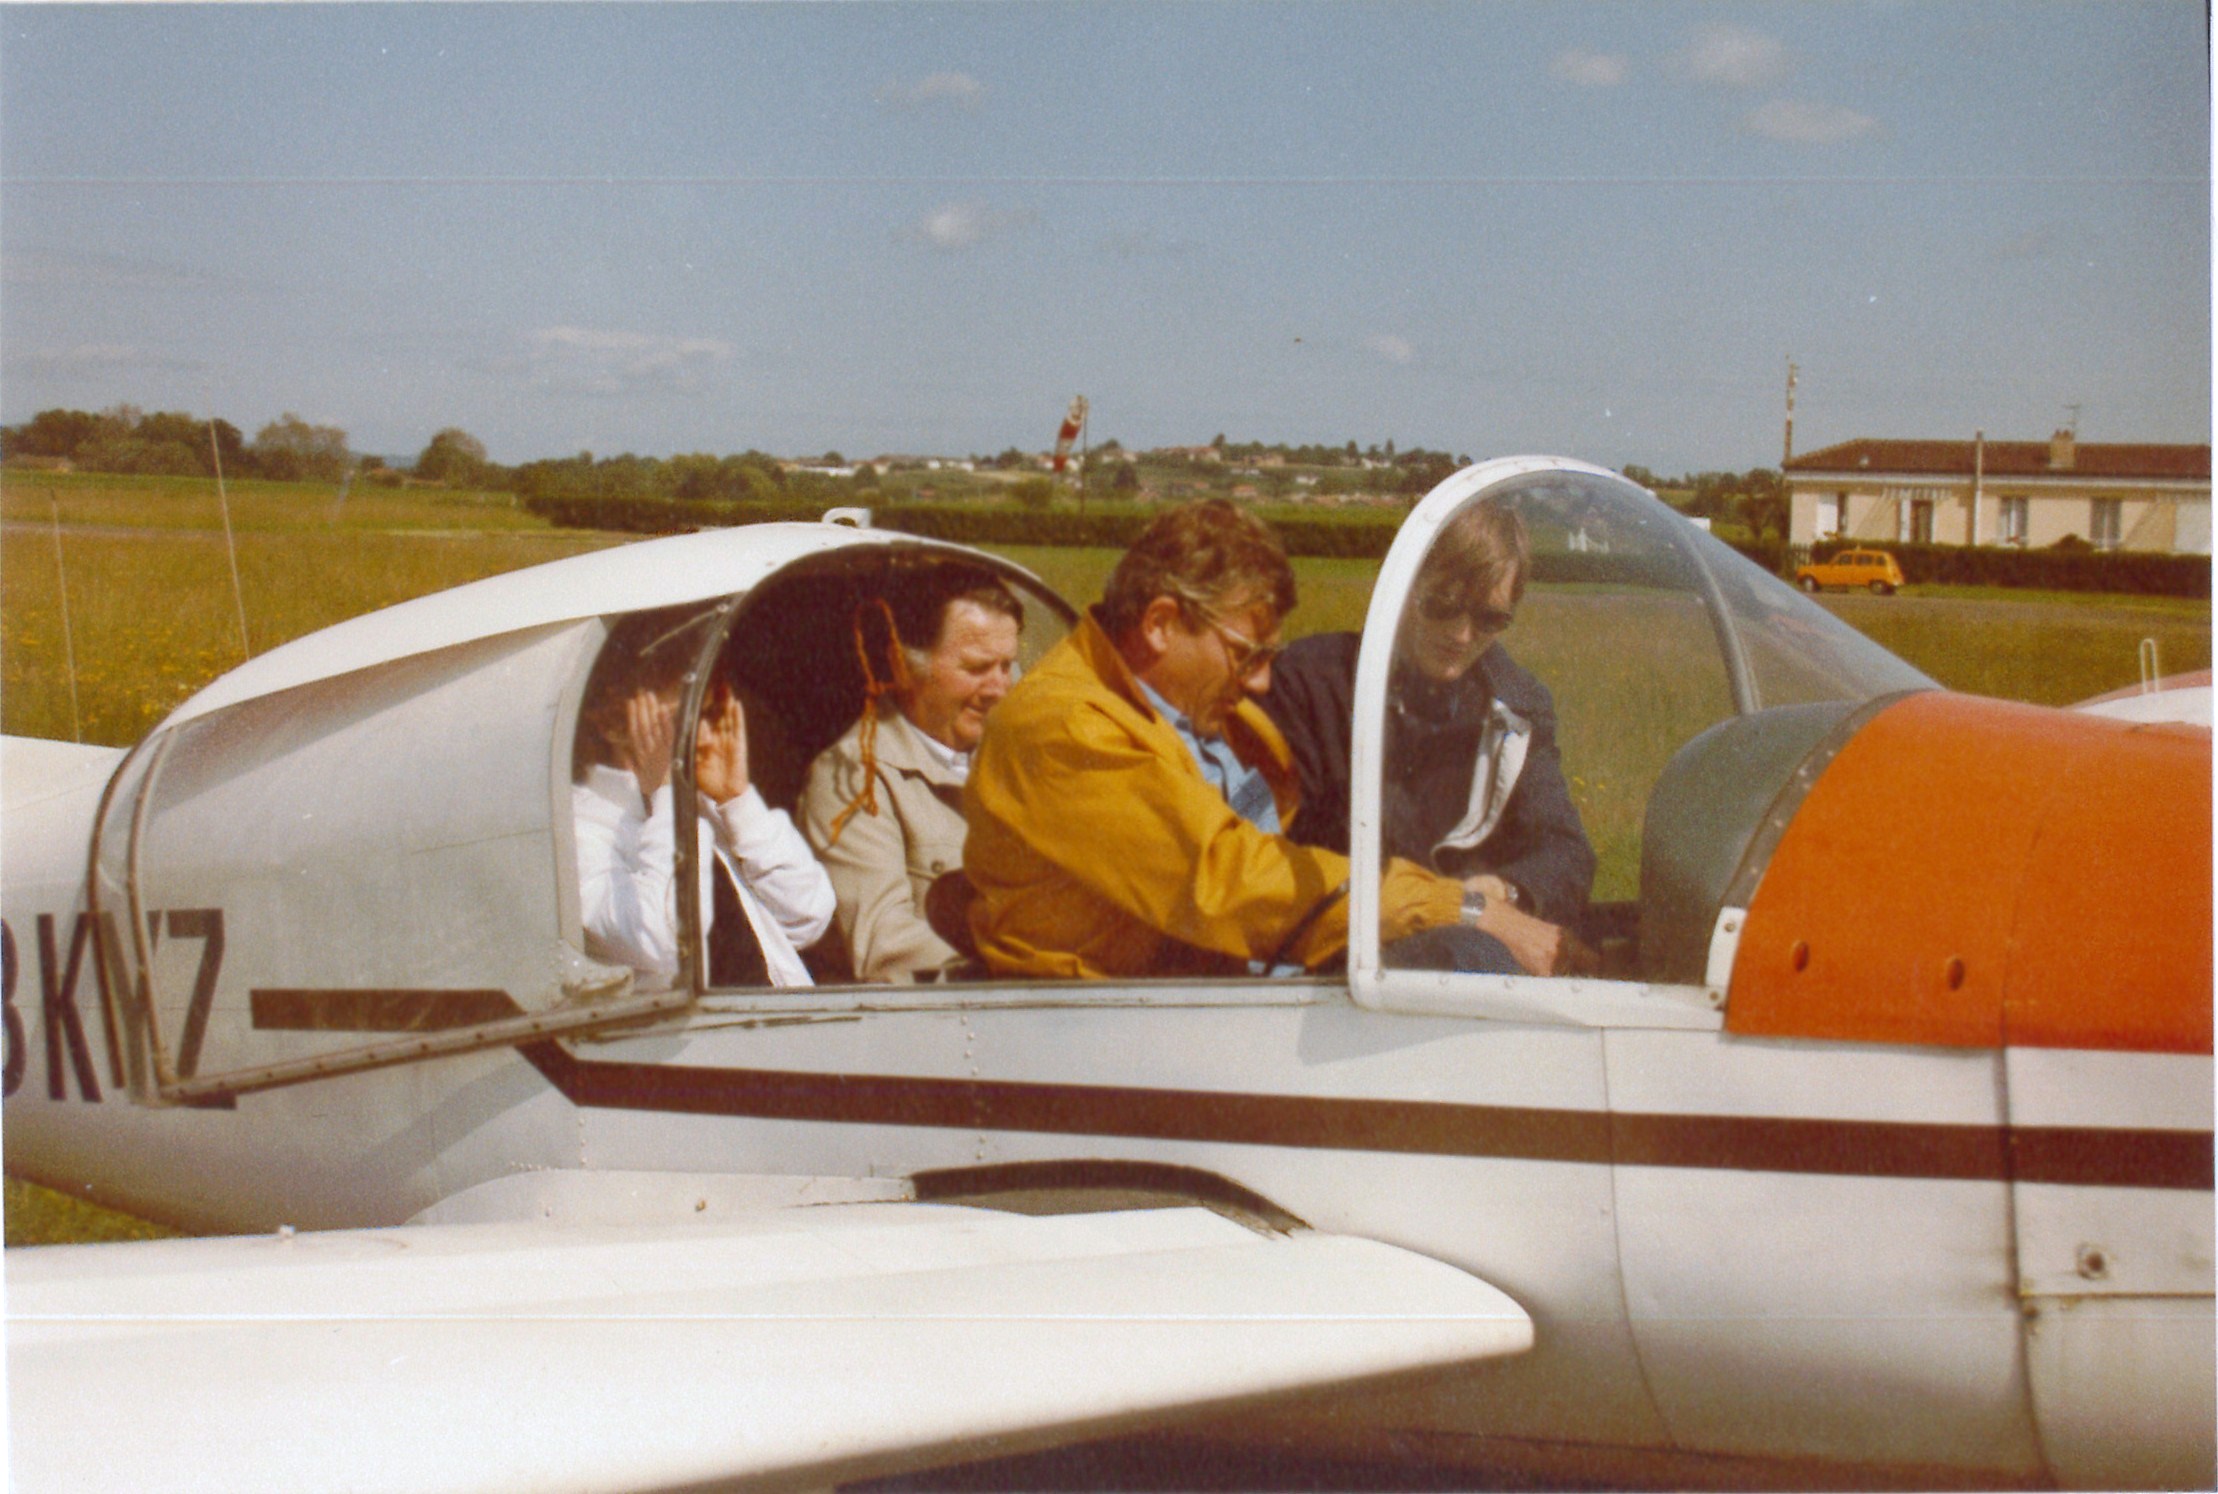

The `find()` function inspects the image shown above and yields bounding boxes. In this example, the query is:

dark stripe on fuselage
[2009,1125,2213,1190]
[254,988,2216,1192]
[250,988,519,1032]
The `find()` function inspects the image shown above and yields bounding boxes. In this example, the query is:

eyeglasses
[1195,607,1285,678]
[1417,590,1516,634]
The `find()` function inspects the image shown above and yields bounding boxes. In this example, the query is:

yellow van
[1795,548,1905,595]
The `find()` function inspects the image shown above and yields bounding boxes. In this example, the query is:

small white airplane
[6,457,2210,1491]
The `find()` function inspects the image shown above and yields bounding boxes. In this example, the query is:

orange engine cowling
[1722,692,2211,1054]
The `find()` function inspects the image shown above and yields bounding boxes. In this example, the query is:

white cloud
[1677,25,1790,88]
[1366,334,1415,366]
[906,200,1031,251]
[510,326,733,397]
[920,202,988,250]
[1743,98,1879,145]
[1551,49,1629,87]
[875,71,985,110]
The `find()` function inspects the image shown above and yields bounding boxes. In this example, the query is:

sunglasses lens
[1417,592,1513,632]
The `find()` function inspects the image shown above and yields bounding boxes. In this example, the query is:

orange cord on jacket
[823,596,914,848]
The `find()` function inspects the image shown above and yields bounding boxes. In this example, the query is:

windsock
[1051,395,1089,474]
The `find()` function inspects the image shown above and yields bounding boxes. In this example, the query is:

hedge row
[521,493,1415,557]
[1729,537,1794,575]
[1807,538,2210,597]
[524,493,1805,574]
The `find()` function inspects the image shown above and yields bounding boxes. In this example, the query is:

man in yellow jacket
[963,499,1514,980]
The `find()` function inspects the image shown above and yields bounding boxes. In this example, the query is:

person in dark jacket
[1265,501,1597,976]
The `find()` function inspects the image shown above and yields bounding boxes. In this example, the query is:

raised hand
[695,688,750,805]
[622,688,677,800]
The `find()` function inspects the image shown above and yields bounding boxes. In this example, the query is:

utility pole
[1970,429,1985,547]
[1782,356,1797,467]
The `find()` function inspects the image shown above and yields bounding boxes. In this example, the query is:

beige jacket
[799,707,969,982]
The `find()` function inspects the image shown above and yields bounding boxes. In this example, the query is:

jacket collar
[871,704,970,789]
[1391,643,1510,725]
[1074,607,1296,781]
[578,761,649,815]
[1074,607,1157,717]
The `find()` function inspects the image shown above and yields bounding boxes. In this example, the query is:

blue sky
[2,2,2207,473]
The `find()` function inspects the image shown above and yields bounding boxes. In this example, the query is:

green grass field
[3,475,620,745]
[0,467,552,532]
[4,473,2208,1243]
[5,1175,180,1244]
[1811,590,2208,705]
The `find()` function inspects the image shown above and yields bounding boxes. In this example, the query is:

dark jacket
[1262,631,1596,927]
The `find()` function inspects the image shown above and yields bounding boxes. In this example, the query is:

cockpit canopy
[1344,458,1933,1003]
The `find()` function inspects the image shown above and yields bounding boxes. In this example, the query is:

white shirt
[912,725,972,781]
[573,764,835,987]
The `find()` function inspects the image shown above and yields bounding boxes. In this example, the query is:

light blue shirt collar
[1137,679,1280,835]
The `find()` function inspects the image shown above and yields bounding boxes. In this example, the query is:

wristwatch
[1461,887,1488,926]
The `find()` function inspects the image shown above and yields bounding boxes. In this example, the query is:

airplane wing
[8,1176,1531,1493]
[2074,670,2213,727]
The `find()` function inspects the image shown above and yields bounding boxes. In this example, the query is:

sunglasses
[1417,591,1516,633]
[1196,608,1285,676]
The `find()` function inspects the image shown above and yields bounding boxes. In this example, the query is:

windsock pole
[1052,394,1088,513]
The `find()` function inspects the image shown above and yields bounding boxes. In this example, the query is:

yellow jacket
[963,612,1465,979]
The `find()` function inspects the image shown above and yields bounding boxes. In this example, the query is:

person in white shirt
[572,615,834,987]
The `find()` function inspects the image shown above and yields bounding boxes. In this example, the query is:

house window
[1889,485,1944,543]
[1817,492,1844,538]
[1998,497,2028,546]
[2091,499,2123,551]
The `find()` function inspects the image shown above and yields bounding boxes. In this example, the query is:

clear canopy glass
[1371,462,1934,914]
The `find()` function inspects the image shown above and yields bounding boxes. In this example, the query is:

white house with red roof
[1785,431,2211,554]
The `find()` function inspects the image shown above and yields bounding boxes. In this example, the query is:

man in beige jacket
[800,565,1024,982]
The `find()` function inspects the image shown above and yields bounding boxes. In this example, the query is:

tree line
[0,405,864,507]
[0,406,358,483]
[1622,464,1787,540]
[1,403,1781,531]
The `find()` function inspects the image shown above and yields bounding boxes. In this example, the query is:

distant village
[775,438,1470,511]
[5,403,2208,555]
[0,406,1495,513]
